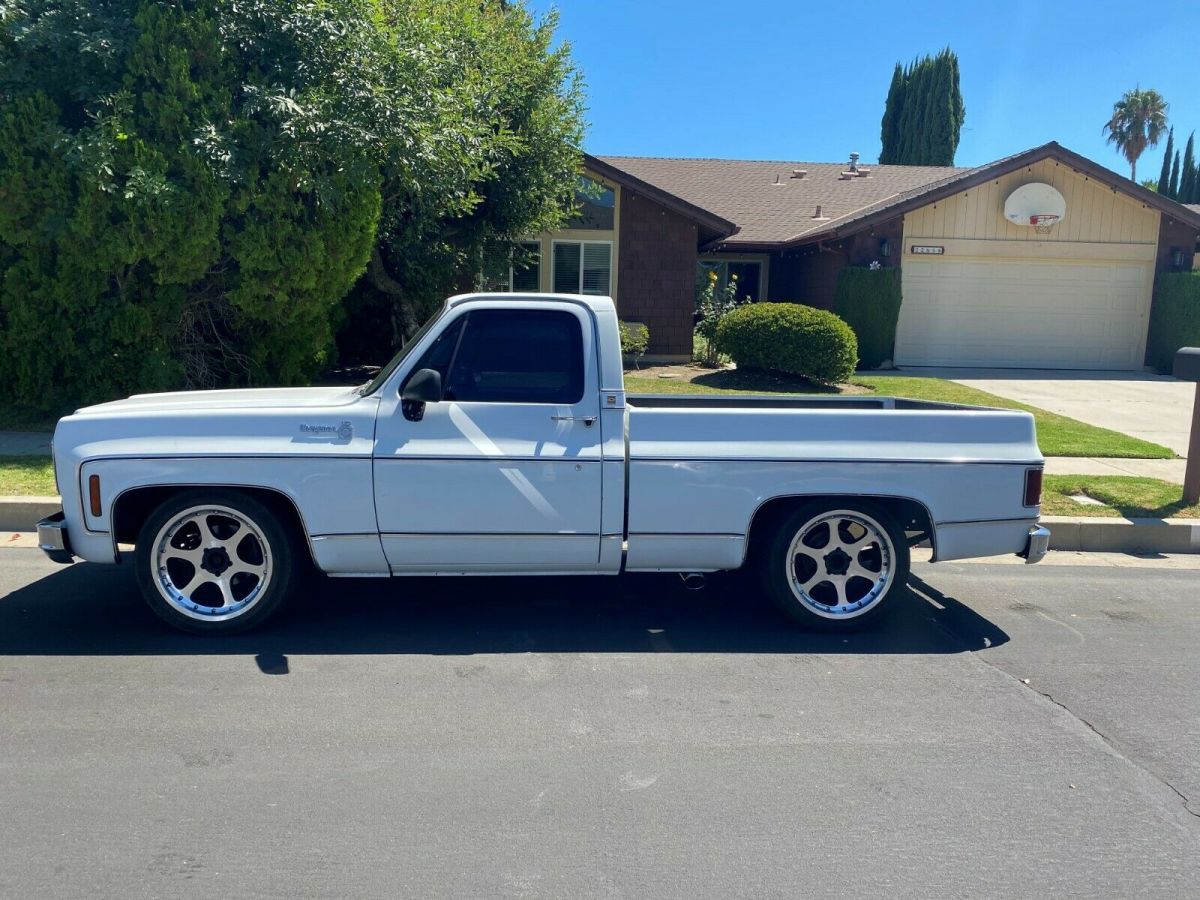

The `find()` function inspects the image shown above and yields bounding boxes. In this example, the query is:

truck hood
[73,385,363,416]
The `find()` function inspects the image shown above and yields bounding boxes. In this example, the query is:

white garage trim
[901,237,1157,263]
[895,251,1156,370]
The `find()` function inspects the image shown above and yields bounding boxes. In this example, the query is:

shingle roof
[595,143,1200,248]
[596,154,968,245]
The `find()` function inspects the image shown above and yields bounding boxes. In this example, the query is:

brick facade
[616,190,698,357]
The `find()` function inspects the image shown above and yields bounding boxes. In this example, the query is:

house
[497,142,1200,370]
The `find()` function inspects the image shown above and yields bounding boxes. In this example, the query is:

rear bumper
[1019,524,1051,565]
[37,511,74,564]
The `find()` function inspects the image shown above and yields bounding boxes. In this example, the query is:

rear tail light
[1023,467,1043,508]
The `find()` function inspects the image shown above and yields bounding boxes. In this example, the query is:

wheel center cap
[200,547,233,577]
[823,547,852,576]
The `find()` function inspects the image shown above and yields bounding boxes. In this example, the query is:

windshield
[357,306,447,396]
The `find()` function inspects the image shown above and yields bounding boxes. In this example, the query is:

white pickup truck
[40,293,1049,634]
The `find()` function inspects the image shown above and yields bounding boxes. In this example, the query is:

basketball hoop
[1029,213,1060,235]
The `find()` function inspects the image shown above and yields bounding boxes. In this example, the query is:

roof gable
[592,143,1200,249]
[594,153,963,246]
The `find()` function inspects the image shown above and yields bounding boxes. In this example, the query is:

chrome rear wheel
[785,509,895,620]
[761,501,910,631]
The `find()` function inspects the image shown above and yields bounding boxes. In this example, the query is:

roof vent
[791,169,807,179]
[849,152,860,173]
[812,204,828,220]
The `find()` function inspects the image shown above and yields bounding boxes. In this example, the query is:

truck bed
[620,392,1043,572]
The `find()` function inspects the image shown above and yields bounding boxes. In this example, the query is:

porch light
[879,237,891,258]
[1171,247,1185,268]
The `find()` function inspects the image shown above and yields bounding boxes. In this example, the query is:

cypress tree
[897,60,922,163]
[879,63,904,164]
[1169,150,1182,198]
[1180,133,1196,203]
[1157,128,1175,197]
[877,49,965,166]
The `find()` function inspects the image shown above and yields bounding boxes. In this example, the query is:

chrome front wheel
[135,490,297,635]
[152,505,273,621]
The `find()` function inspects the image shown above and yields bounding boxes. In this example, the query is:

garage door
[894,256,1152,369]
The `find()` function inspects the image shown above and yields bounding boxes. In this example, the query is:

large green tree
[878,49,965,166]
[0,0,584,409]
[0,0,389,408]
[340,0,584,364]
[1103,87,1168,182]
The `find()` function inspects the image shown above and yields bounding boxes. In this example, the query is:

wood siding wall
[1155,214,1199,275]
[905,158,1160,246]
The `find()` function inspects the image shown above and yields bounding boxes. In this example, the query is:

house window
[553,241,612,295]
[698,259,763,302]
[480,241,541,292]
[567,176,615,230]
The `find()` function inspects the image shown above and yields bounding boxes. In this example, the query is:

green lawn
[1041,475,1200,519]
[624,369,1174,459]
[0,456,56,496]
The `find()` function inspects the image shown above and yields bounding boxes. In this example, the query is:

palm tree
[1103,88,1169,181]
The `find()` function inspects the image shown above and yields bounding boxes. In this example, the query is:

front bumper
[37,511,74,564]
[1019,524,1051,565]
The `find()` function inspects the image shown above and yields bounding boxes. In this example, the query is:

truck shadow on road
[0,564,1008,658]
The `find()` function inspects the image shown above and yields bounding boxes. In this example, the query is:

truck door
[372,302,604,572]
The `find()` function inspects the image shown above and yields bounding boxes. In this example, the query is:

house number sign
[910,245,945,255]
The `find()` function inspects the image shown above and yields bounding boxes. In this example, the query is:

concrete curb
[1041,515,1200,554]
[0,497,61,532]
[1,499,1198,554]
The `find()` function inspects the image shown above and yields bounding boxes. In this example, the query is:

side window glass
[445,309,584,404]
[400,316,465,397]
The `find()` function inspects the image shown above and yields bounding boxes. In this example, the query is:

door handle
[551,415,597,427]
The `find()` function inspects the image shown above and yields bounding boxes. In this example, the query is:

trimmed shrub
[619,320,650,361]
[833,267,903,369]
[716,303,858,384]
[1146,272,1200,372]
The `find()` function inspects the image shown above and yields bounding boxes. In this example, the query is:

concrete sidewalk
[0,431,51,456]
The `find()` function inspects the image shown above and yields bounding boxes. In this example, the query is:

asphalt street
[1,550,1198,899]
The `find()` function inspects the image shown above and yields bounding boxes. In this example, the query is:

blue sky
[528,0,1200,177]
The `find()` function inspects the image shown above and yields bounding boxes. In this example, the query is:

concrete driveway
[905,368,1195,464]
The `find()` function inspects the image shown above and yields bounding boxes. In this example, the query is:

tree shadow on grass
[688,369,848,395]
[0,562,1007,659]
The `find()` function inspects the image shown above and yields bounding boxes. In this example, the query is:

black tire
[134,488,298,635]
[759,499,910,632]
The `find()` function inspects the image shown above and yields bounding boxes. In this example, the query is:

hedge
[1145,272,1200,372]
[618,320,650,359]
[716,302,857,384]
[832,267,903,369]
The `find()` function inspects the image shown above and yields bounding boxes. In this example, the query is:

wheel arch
[111,483,317,566]
[744,493,935,566]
